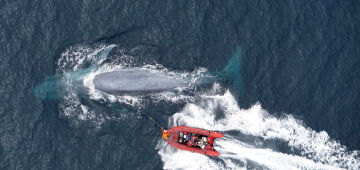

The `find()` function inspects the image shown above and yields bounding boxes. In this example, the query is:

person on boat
[196,137,207,149]
[186,133,191,141]
[162,128,170,139]
[196,138,203,146]
[186,135,198,146]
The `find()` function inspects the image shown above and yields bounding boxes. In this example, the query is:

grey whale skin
[93,69,187,95]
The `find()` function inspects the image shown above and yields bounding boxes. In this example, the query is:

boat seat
[178,131,184,143]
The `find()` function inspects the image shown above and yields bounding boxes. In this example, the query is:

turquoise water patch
[33,74,64,99]
[217,47,243,94]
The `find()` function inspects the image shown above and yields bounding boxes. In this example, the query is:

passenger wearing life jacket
[162,128,170,139]
[186,135,196,146]
[196,138,204,147]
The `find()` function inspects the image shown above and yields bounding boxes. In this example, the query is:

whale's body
[34,45,240,99]
[93,69,187,95]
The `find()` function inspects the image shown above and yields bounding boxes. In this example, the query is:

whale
[34,44,241,99]
[93,69,188,96]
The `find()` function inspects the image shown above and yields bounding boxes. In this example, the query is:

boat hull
[164,126,224,157]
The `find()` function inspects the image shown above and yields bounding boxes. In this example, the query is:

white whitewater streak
[158,87,360,170]
[57,44,109,71]
[157,140,232,170]
[216,138,342,170]
[57,45,115,123]
[61,66,106,125]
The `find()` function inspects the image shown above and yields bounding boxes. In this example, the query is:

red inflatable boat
[162,126,224,157]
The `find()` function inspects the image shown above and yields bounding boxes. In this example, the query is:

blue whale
[93,69,188,95]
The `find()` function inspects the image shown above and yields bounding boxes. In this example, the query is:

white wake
[158,85,360,170]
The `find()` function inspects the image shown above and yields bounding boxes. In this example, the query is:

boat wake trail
[158,84,360,170]
[216,137,341,169]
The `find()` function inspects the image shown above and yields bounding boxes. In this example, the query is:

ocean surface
[1,0,360,169]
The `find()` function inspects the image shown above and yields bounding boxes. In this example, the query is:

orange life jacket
[162,128,170,139]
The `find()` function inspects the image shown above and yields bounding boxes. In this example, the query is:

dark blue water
[1,0,360,169]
